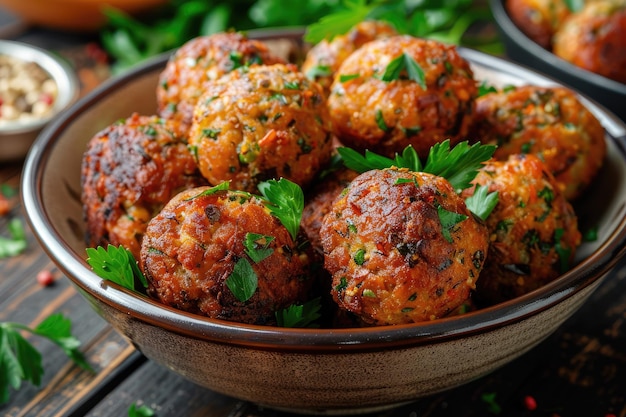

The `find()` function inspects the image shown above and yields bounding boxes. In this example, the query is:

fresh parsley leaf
[186,181,231,200]
[478,81,497,96]
[393,145,422,172]
[304,0,373,44]
[0,218,27,259]
[481,392,502,414]
[337,147,395,173]
[465,185,499,221]
[225,258,258,302]
[437,206,468,243]
[381,53,426,89]
[375,109,389,132]
[0,313,93,404]
[86,245,148,292]
[128,403,155,417]
[275,297,322,328]
[257,178,304,241]
[422,140,496,192]
[244,232,275,263]
[554,228,572,274]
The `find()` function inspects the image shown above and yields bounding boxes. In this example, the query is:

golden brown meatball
[301,20,398,96]
[463,154,581,306]
[188,63,333,193]
[320,168,489,325]
[471,85,606,200]
[301,167,359,256]
[506,0,571,48]
[553,1,626,83]
[81,113,207,259]
[140,185,314,325]
[156,32,286,134]
[328,35,477,159]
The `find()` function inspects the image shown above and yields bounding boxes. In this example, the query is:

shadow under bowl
[20,29,626,415]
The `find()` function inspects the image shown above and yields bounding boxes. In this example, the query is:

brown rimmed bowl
[21,29,626,415]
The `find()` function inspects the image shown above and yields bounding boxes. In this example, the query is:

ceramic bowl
[0,40,78,162]
[0,0,167,32]
[489,0,626,122]
[21,30,626,415]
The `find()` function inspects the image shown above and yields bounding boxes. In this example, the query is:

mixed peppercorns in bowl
[0,40,78,161]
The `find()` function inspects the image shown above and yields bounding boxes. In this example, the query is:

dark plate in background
[489,0,626,122]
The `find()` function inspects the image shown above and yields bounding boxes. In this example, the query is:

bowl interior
[23,46,626,346]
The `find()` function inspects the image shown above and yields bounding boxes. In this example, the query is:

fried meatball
[463,154,581,306]
[301,20,398,96]
[302,167,359,256]
[553,1,626,83]
[81,113,207,259]
[188,63,333,193]
[506,0,571,48]
[471,85,605,201]
[328,35,477,159]
[156,32,286,134]
[320,168,489,325]
[140,185,314,325]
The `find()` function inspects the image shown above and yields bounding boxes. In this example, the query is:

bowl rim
[0,39,79,133]
[21,31,626,351]
[489,0,626,94]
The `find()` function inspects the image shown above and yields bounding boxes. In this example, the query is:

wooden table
[1,16,626,417]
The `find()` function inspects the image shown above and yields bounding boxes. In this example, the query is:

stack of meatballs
[81,21,606,328]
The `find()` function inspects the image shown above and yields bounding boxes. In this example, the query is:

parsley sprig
[0,218,28,259]
[380,52,426,89]
[257,178,304,241]
[338,140,499,220]
[86,245,148,292]
[275,297,322,328]
[0,313,93,404]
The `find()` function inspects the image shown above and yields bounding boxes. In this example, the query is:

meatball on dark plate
[140,184,315,325]
[320,168,489,325]
[81,113,207,259]
[327,35,477,159]
[471,85,606,200]
[463,154,581,306]
[156,32,286,134]
[505,0,571,48]
[188,63,333,193]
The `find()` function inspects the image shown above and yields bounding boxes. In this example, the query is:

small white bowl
[0,40,79,162]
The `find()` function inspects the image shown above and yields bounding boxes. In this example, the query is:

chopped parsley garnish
[0,313,93,404]
[258,178,304,241]
[128,403,155,417]
[437,206,468,243]
[554,228,572,273]
[275,297,322,328]
[339,73,360,82]
[0,218,27,259]
[375,109,389,132]
[305,64,332,80]
[465,185,499,221]
[244,232,275,263]
[86,244,148,292]
[225,258,258,302]
[380,52,426,89]
[353,248,366,265]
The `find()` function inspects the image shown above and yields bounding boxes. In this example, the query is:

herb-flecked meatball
[81,113,207,259]
[506,0,571,48]
[553,1,626,83]
[320,168,489,325]
[327,35,477,159]
[188,63,333,193]
[301,20,398,96]
[463,154,581,306]
[140,185,314,325]
[471,85,606,200]
[156,32,286,134]
[302,167,359,256]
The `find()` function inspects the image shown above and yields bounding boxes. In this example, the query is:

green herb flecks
[554,228,572,274]
[86,245,148,292]
[0,313,93,404]
[275,297,322,328]
[258,178,304,241]
[437,206,468,243]
[226,258,258,302]
[380,53,426,89]
[0,218,27,259]
[244,232,275,263]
